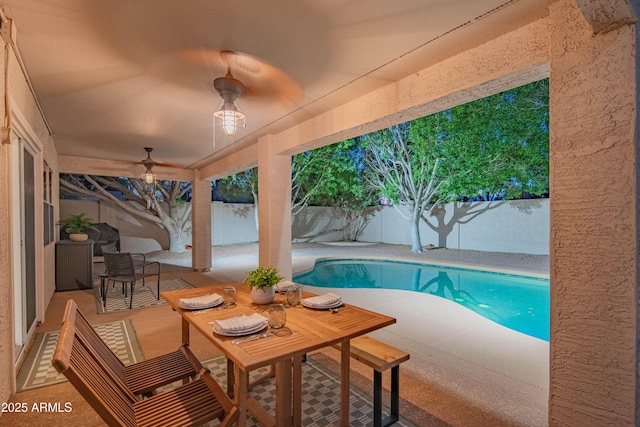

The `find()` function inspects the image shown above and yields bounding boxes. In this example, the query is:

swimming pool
[294,258,550,341]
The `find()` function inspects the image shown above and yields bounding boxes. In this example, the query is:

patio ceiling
[2,0,548,172]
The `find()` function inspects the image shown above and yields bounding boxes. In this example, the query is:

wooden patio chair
[64,299,203,396]
[52,300,238,426]
[103,251,160,309]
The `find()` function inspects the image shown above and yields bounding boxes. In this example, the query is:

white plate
[274,281,298,293]
[302,299,343,309]
[213,322,268,337]
[179,298,223,310]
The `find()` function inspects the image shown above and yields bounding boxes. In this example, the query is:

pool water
[294,258,550,341]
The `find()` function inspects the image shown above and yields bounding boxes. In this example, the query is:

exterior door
[13,135,37,358]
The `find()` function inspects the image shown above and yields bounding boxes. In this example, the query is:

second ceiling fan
[139,147,180,184]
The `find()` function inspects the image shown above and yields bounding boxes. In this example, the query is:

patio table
[162,283,396,427]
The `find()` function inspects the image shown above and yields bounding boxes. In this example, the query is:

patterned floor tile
[96,277,193,314]
[201,356,416,427]
[16,320,143,392]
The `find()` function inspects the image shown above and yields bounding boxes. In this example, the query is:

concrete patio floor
[151,242,550,427]
[5,242,548,427]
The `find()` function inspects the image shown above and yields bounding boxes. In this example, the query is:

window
[43,163,54,245]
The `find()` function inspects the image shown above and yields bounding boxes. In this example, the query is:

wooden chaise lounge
[52,299,238,426]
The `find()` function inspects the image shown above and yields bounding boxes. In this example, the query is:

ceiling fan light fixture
[214,101,245,136]
[142,169,156,184]
[141,147,156,184]
[213,67,247,136]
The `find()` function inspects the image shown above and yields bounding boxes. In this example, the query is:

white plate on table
[274,280,298,293]
[213,322,268,337]
[179,296,223,310]
[301,299,343,310]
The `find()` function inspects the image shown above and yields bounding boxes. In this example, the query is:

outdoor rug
[95,277,193,314]
[201,356,416,427]
[16,320,143,393]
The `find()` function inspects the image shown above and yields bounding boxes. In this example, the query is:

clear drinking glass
[268,303,286,329]
[222,286,236,307]
[286,285,302,306]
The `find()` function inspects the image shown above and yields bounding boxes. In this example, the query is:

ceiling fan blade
[151,160,183,168]
[219,50,261,74]
[138,147,183,169]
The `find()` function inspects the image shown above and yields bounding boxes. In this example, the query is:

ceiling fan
[139,147,179,183]
[209,50,303,139]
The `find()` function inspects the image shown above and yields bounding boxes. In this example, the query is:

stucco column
[549,0,638,425]
[257,134,292,279]
[191,171,212,271]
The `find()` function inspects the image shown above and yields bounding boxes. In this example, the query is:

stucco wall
[0,48,9,409]
[549,0,638,425]
[0,31,58,405]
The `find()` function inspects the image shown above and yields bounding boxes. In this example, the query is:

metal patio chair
[102,251,160,309]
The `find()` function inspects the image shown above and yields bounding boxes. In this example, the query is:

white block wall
[62,198,549,255]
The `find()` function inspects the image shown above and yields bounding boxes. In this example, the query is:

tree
[291,149,330,217]
[214,142,378,241]
[213,155,323,233]
[307,139,379,241]
[214,169,256,203]
[60,175,192,253]
[214,169,259,228]
[364,80,549,252]
[363,122,443,252]
[415,80,549,247]
[427,79,549,201]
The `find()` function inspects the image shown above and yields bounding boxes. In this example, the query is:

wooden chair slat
[124,345,203,395]
[134,379,224,427]
[67,337,137,426]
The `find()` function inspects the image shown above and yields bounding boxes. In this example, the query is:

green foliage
[362,122,442,206]
[411,79,549,201]
[215,142,377,211]
[293,141,379,240]
[215,169,256,203]
[245,266,283,290]
[57,213,99,234]
[302,139,376,209]
[291,148,329,211]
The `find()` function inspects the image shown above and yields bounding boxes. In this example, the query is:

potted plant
[246,266,283,304]
[58,213,98,242]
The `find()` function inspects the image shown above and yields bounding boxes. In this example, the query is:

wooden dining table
[161,283,396,427]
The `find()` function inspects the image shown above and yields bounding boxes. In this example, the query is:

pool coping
[293,254,551,280]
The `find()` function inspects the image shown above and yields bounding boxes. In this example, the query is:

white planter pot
[250,287,275,304]
[69,233,88,242]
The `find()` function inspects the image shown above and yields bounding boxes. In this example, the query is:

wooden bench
[335,335,410,427]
